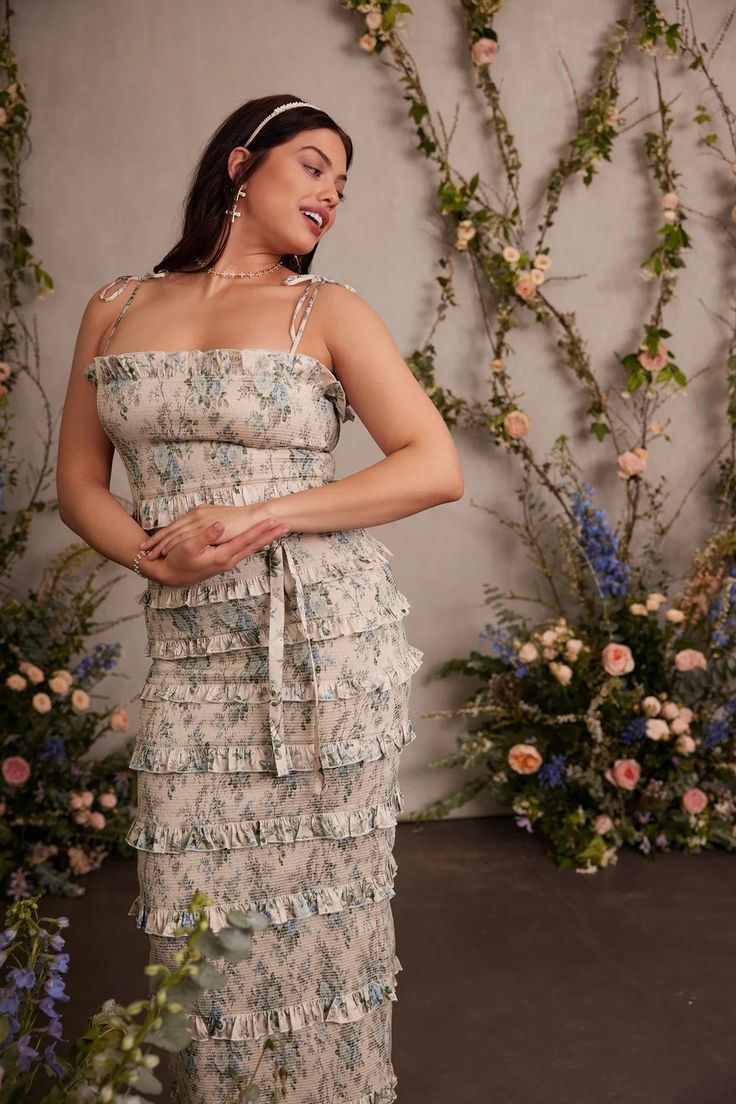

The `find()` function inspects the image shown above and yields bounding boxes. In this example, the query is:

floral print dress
[83,269,424,1103]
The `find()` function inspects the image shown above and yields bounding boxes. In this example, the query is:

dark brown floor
[19,816,736,1104]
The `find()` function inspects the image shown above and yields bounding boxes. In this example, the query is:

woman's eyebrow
[298,145,348,184]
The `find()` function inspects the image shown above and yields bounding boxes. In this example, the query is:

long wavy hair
[154,94,353,278]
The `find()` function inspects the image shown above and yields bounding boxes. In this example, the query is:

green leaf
[128,1065,164,1093]
[148,1013,194,1052]
[191,960,227,990]
[225,908,269,932]
[165,976,203,1008]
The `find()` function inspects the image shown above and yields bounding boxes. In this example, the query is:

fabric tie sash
[267,536,326,796]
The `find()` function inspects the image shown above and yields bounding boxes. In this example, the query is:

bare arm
[56,281,289,583]
[260,284,464,532]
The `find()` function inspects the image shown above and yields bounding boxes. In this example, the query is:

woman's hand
[140,516,290,588]
[139,503,279,561]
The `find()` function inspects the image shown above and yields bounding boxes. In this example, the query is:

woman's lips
[300,210,324,236]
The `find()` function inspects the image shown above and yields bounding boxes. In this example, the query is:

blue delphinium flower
[702,718,729,750]
[621,717,647,746]
[565,481,631,598]
[8,965,36,989]
[72,641,121,679]
[537,753,567,788]
[38,734,66,763]
[16,1032,40,1073]
[478,623,528,677]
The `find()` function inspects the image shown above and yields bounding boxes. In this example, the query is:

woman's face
[230,127,349,257]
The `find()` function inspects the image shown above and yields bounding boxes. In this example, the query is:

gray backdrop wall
[16,0,735,818]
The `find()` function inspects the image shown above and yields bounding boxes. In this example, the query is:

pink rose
[638,339,668,371]
[514,273,536,299]
[98,792,118,810]
[669,717,689,736]
[108,709,129,733]
[605,758,641,790]
[675,734,695,755]
[1,756,30,787]
[602,642,635,677]
[594,814,614,835]
[674,648,707,672]
[88,811,106,831]
[617,447,648,480]
[681,787,708,814]
[661,701,679,719]
[471,37,499,66]
[503,409,531,439]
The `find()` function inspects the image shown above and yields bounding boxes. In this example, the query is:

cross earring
[226,184,247,224]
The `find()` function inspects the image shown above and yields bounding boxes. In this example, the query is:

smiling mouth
[301,210,325,234]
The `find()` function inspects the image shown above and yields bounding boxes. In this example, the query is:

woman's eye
[304,164,347,203]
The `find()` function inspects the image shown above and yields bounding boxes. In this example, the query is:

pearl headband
[243,100,320,147]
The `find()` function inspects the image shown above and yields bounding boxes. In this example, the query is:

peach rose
[661,191,679,209]
[617,447,648,479]
[88,811,106,831]
[507,743,543,774]
[514,273,536,299]
[503,409,531,439]
[1,756,30,787]
[71,689,91,711]
[629,603,648,616]
[661,701,679,720]
[32,692,52,714]
[669,717,689,736]
[6,673,27,691]
[641,695,661,717]
[675,734,696,755]
[665,608,685,623]
[108,709,129,733]
[48,676,71,695]
[518,642,538,663]
[674,648,707,672]
[98,792,118,810]
[681,787,708,814]
[565,638,583,658]
[678,706,694,724]
[359,32,377,52]
[602,642,635,677]
[594,814,614,835]
[471,37,499,66]
[638,340,668,372]
[19,661,45,683]
[0,361,11,381]
[645,592,667,610]
[490,358,506,374]
[605,758,641,790]
[645,718,670,742]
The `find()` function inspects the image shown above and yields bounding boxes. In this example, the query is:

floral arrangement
[340,0,736,870]
[0,891,288,1102]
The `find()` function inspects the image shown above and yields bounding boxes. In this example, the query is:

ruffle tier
[187,955,402,1042]
[129,853,399,935]
[125,785,404,854]
[129,718,417,774]
[139,643,424,707]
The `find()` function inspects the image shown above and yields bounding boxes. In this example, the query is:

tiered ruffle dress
[83,269,424,1103]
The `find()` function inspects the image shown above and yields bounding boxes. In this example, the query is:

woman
[57,93,463,1103]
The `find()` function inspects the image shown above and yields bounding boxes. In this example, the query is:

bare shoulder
[315,280,389,351]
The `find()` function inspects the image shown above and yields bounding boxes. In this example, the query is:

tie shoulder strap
[98,270,168,356]
[283,273,357,356]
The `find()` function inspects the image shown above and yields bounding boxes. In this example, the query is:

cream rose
[359,32,377,52]
[365,10,383,31]
[549,662,573,685]
[71,688,91,711]
[665,608,685,624]
[645,718,670,742]
[502,245,520,264]
[629,603,648,616]
[661,191,679,209]
[601,642,635,677]
[675,733,696,755]
[490,357,506,374]
[533,253,551,271]
[641,695,661,716]
[594,814,614,835]
[518,642,539,663]
[507,743,543,774]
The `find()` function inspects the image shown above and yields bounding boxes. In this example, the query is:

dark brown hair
[154,94,353,278]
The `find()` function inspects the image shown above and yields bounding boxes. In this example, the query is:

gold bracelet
[132,548,150,576]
